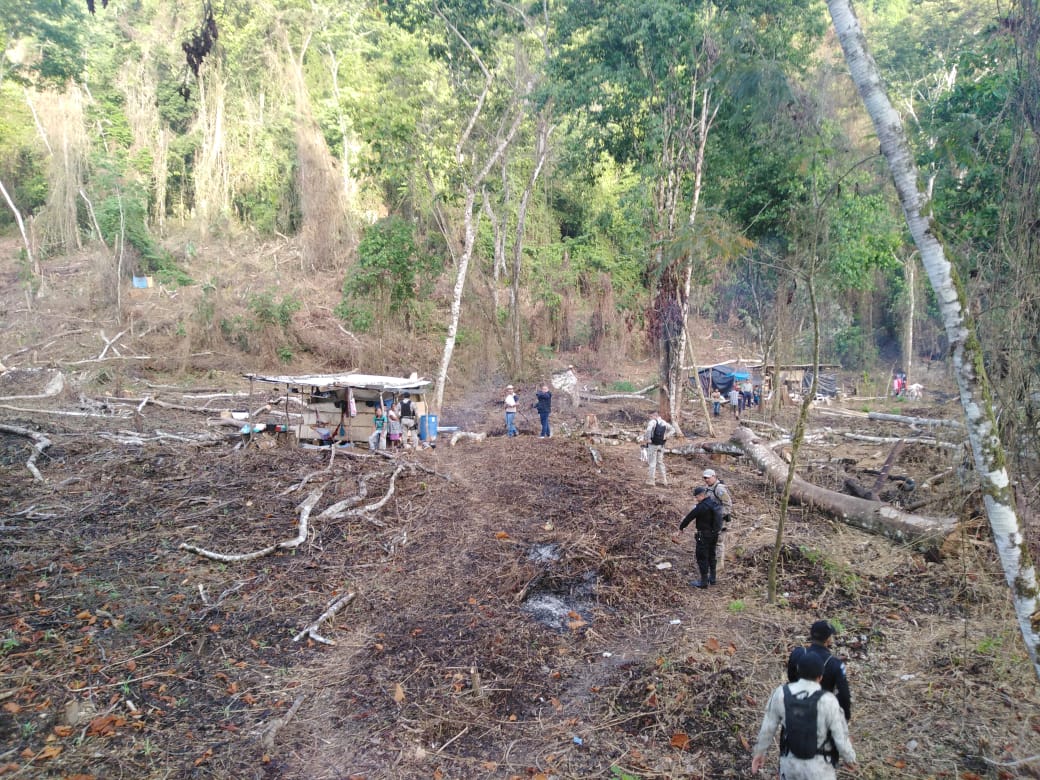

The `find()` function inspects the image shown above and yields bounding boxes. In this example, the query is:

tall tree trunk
[827,0,1040,679]
[433,189,479,413]
[509,107,553,375]
[431,69,525,412]
[903,252,915,383]
[670,87,718,432]
[768,271,820,603]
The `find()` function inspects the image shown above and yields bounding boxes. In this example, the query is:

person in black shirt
[673,486,724,588]
[535,383,552,438]
[787,620,852,722]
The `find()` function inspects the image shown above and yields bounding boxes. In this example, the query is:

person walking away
[673,486,724,588]
[702,469,733,571]
[787,620,852,723]
[751,653,857,777]
[504,384,519,437]
[535,383,552,438]
[399,392,419,449]
[640,411,675,487]
[710,388,723,417]
[368,402,388,450]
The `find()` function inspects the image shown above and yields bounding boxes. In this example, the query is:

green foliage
[340,216,442,328]
[95,189,191,286]
[1,0,88,86]
[0,86,47,230]
[334,303,375,334]
[248,292,301,329]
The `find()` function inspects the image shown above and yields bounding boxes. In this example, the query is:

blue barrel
[419,414,439,442]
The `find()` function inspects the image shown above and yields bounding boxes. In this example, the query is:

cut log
[731,427,958,549]
[866,411,964,429]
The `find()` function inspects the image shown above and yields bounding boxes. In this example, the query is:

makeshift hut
[246,372,434,446]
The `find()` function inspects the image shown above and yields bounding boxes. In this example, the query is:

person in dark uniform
[787,620,852,722]
[673,486,724,589]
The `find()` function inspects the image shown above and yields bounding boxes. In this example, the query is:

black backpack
[780,685,827,761]
[650,421,667,445]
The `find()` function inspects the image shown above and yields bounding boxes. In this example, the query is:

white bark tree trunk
[431,60,526,412]
[903,252,915,383]
[827,0,1040,679]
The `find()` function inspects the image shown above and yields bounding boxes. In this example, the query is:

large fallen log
[866,411,964,429]
[731,426,958,549]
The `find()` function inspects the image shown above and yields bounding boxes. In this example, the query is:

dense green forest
[1,0,1038,452]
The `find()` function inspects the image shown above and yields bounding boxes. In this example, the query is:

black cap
[693,486,707,496]
[796,652,825,681]
[810,620,837,641]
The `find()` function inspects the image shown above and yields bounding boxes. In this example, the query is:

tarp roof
[246,372,432,393]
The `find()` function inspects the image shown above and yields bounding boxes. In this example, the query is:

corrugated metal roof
[245,373,432,393]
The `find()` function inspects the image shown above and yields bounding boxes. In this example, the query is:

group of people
[752,620,856,777]
[709,378,760,419]
[367,392,422,451]
[503,383,554,438]
[640,408,855,776]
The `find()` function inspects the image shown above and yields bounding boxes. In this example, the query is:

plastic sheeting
[802,371,839,397]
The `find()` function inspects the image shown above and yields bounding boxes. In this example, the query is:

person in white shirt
[639,411,674,487]
[752,653,857,779]
[503,384,519,437]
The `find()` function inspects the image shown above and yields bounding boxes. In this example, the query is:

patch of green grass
[610,766,641,780]
[976,636,1003,654]
[727,599,746,613]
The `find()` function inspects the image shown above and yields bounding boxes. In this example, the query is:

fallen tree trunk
[731,427,958,549]
[867,411,964,429]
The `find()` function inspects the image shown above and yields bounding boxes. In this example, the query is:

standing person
[639,411,675,487]
[673,486,724,588]
[787,621,852,723]
[504,384,519,437]
[386,400,403,450]
[368,402,387,450]
[710,388,723,417]
[535,383,553,438]
[728,386,741,418]
[703,468,733,572]
[742,378,754,410]
[399,392,419,449]
[751,653,857,777]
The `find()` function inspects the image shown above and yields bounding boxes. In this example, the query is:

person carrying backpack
[787,620,852,722]
[703,469,732,575]
[751,653,857,778]
[639,411,674,487]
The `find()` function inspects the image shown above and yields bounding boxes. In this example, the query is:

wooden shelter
[246,372,432,446]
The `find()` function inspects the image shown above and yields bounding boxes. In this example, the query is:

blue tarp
[694,366,737,394]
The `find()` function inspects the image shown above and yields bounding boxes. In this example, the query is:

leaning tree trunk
[827,0,1040,679]
[733,427,958,548]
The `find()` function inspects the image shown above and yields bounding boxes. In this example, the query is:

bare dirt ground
[2,244,1039,779]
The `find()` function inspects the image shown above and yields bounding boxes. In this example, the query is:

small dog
[906,383,924,400]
